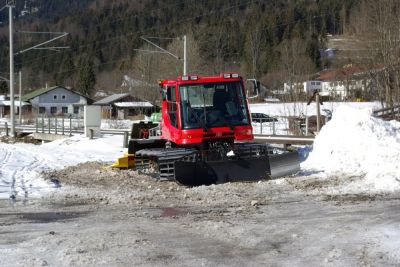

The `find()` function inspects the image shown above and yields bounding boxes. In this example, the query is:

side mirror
[161,89,166,100]
[246,79,260,99]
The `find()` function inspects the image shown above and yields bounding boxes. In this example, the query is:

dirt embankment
[43,162,296,211]
[43,162,389,208]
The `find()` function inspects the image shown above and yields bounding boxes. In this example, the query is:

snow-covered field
[0,135,124,200]
[249,101,382,117]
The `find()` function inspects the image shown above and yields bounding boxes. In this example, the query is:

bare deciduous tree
[350,0,400,109]
[278,38,316,117]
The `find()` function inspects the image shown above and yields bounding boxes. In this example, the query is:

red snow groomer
[128,73,299,186]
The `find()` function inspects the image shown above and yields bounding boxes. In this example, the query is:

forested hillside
[0,0,357,100]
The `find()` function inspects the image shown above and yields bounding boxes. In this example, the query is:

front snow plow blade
[111,153,135,169]
[174,151,300,186]
[269,151,300,179]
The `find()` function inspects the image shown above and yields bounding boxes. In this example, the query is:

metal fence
[252,116,323,136]
[34,115,84,136]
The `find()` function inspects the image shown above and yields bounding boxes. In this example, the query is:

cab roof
[160,73,242,87]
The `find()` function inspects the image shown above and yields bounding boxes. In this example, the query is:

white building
[284,66,380,100]
[303,81,322,94]
[283,82,304,94]
[22,86,91,117]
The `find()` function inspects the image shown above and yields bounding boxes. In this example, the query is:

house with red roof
[284,65,383,100]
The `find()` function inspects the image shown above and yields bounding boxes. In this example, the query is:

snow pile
[302,106,400,192]
[0,135,125,200]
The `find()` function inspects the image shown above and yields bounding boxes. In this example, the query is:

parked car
[251,113,278,123]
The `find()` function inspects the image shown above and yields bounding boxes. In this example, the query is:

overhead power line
[15,31,69,55]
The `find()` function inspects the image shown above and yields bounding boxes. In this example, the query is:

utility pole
[1,1,68,136]
[19,71,22,124]
[8,0,15,137]
[183,35,187,76]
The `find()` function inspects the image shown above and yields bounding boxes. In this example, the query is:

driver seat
[213,89,229,115]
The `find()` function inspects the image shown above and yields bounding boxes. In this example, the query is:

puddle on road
[161,207,185,218]
[14,211,88,223]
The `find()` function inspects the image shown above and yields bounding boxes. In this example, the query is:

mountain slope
[0,0,356,100]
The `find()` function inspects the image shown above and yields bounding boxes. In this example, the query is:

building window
[53,95,58,100]
[39,107,46,114]
[73,106,79,114]
[50,107,57,114]
[62,95,66,100]
[128,109,136,116]
[62,107,68,114]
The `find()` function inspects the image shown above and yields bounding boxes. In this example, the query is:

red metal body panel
[160,74,254,145]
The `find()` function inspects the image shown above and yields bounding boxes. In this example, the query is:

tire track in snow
[0,147,13,199]
[0,145,21,199]
[15,154,46,199]
[11,146,50,200]
[0,144,51,200]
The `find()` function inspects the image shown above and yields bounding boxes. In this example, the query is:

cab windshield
[179,81,250,129]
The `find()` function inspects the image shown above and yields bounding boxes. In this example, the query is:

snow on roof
[114,101,153,108]
[93,93,130,105]
[0,100,30,106]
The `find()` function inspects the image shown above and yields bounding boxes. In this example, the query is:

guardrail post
[123,131,129,148]
[272,120,276,135]
[69,116,72,136]
[5,122,8,137]
[305,116,309,136]
[316,93,321,132]
[55,117,58,135]
[298,120,303,136]
[62,117,65,135]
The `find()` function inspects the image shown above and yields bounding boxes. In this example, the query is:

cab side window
[166,86,178,128]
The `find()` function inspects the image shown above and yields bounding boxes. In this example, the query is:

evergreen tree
[77,59,96,96]
[55,53,75,85]
[0,81,8,95]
